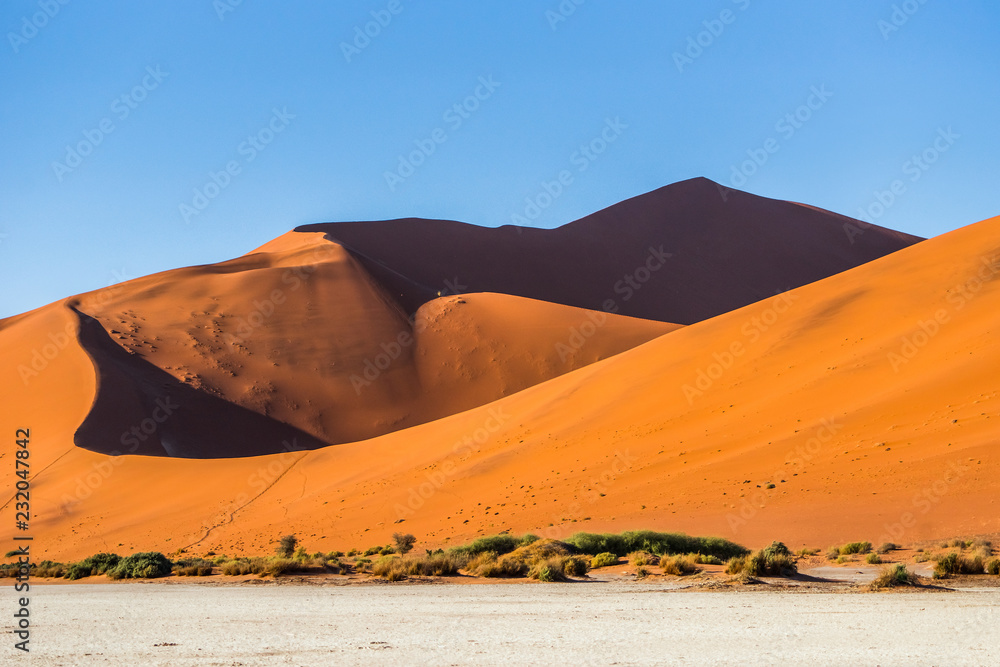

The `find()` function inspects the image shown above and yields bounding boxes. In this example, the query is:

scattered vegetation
[870,564,921,591]
[726,541,797,578]
[933,552,985,579]
[564,531,748,560]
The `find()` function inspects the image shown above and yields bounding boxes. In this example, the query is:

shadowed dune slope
[296,177,922,325]
[2,234,678,458]
[3,213,996,560]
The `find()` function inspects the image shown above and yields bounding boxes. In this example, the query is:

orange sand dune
[3,209,996,560]
[298,177,922,324]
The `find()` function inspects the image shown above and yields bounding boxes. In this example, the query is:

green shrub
[64,563,92,580]
[934,552,984,578]
[564,531,747,560]
[379,547,395,556]
[293,547,309,561]
[876,542,899,554]
[392,533,416,555]
[363,546,382,557]
[276,535,297,558]
[865,553,882,565]
[726,542,797,577]
[590,552,619,569]
[449,534,538,558]
[107,552,172,580]
[838,541,872,555]
[870,564,920,590]
[328,551,344,559]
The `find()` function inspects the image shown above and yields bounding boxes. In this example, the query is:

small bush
[591,552,619,569]
[934,552,984,578]
[64,563,92,580]
[690,553,723,565]
[727,542,797,577]
[328,550,344,559]
[392,533,417,555]
[107,552,172,580]
[363,546,382,557]
[797,548,820,558]
[870,564,920,590]
[354,558,372,572]
[836,555,849,564]
[866,553,882,565]
[634,565,649,579]
[173,558,214,576]
[839,541,872,555]
[983,558,1000,575]
[379,547,395,556]
[276,535,297,558]
[629,551,656,567]
[449,534,538,559]
[347,548,359,557]
[876,542,899,554]
[660,554,699,576]
[914,551,931,563]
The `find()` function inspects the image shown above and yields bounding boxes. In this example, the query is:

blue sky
[2,0,998,318]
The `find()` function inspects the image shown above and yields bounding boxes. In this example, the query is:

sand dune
[1,202,994,560]
[298,177,922,324]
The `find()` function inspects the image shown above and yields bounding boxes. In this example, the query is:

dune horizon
[2,179,996,563]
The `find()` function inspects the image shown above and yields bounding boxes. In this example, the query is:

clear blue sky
[2,0,998,318]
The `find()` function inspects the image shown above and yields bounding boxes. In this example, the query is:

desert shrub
[797,548,820,558]
[530,557,568,582]
[213,555,230,565]
[328,550,344,559]
[836,555,848,564]
[354,558,372,572]
[870,564,920,590]
[825,546,841,561]
[64,563,92,580]
[690,553,723,565]
[464,539,582,580]
[379,547,395,556]
[948,538,965,549]
[107,552,172,580]
[727,542,796,577]
[564,531,747,560]
[222,559,252,576]
[985,559,1000,575]
[450,534,537,558]
[173,558,214,576]
[866,553,882,565]
[914,551,931,563]
[276,535,298,558]
[347,548,359,557]
[590,552,619,569]
[934,552,984,578]
[34,561,66,578]
[660,554,699,576]
[629,551,656,567]
[293,547,309,561]
[634,566,649,579]
[363,546,382,557]
[876,542,899,554]
[392,533,416,555]
[838,541,872,555]
[79,553,121,575]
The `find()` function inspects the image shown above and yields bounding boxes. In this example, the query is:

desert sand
[1,179,996,562]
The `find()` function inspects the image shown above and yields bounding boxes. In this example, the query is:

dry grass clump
[629,551,656,567]
[659,554,699,576]
[726,541,797,578]
[220,556,297,577]
[370,552,466,580]
[590,552,619,569]
[870,564,920,590]
[463,539,588,581]
[986,558,1000,576]
[173,557,214,576]
[876,542,899,554]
